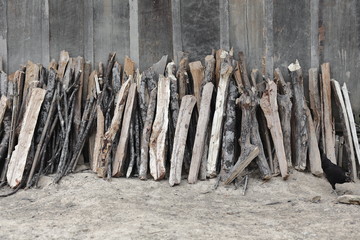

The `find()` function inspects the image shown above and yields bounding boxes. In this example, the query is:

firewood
[0,70,7,96]
[167,62,179,129]
[82,61,92,107]
[62,58,74,89]
[260,79,289,179]
[188,82,214,183]
[112,83,137,177]
[203,55,215,88]
[331,79,357,180]
[321,63,336,163]
[57,50,69,80]
[92,106,104,173]
[176,53,189,102]
[139,87,157,180]
[342,83,360,166]
[258,111,275,174]
[189,61,204,109]
[207,50,233,178]
[289,61,308,171]
[309,68,321,140]
[49,59,58,70]
[6,88,46,188]
[123,56,135,83]
[149,76,170,180]
[126,121,136,178]
[112,61,122,96]
[215,49,222,87]
[169,95,197,186]
[0,95,8,124]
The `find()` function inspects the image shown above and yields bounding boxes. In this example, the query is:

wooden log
[274,68,293,169]
[139,87,157,180]
[233,61,244,92]
[188,82,214,183]
[167,61,179,130]
[203,55,215,87]
[321,63,336,163]
[49,59,58,70]
[57,50,69,80]
[112,83,137,177]
[258,111,275,174]
[0,70,7,96]
[331,79,357,180]
[176,54,189,102]
[260,80,289,179]
[189,61,204,109]
[304,104,323,176]
[215,49,222,87]
[73,57,84,135]
[112,61,122,96]
[149,76,170,180]
[126,121,136,178]
[82,61,92,108]
[92,106,104,172]
[6,88,46,188]
[309,68,321,140]
[0,95,8,125]
[238,52,252,87]
[207,50,233,178]
[342,83,360,166]
[62,58,74,89]
[169,95,197,186]
[123,56,135,83]
[289,61,308,171]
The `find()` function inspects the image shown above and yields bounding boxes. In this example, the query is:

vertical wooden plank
[263,0,273,79]
[41,0,50,66]
[0,0,7,73]
[310,0,319,68]
[84,0,94,66]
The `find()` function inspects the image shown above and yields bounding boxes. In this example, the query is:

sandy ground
[0,169,359,240]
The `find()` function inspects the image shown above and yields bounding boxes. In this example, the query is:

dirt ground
[0,168,359,240]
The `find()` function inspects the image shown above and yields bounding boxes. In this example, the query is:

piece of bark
[274,68,293,169]
[97,79,131,177]
[112,83,137,177]
[57,50,69,80]
[123,56,135,83]
[92,106,104,172]
[169,95,197,186]
[260,80,289,179]
[82,61,92,107]
[149,76,170,180]
[189,61,204,109]
[176,54,189,102]
[321,63,336,163]
[6,88,46,188]
[305,104,323,177]
[308,68,321,140]
[87,71,97,100]
[331,80,357,180]
[207,51,233,178]
[188,82,214,183]
[73,57,84,132]
[337,195,360,205]
[139,87,157,180]
[342,83,360,166]
[289,61,308,171]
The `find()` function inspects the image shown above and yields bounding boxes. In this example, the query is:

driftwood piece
[169,95,197,186]
[57,50,69,80]
[149,76,170,180]
[207,51,233,178]
[309,68,321,140]
[331,80,357,180]
[188,82,214,183]
[260,80,289,179]
[274,68,293,169]
[176,54,189,102]
[342,83,360,166]
[139,87,157,180]
[289,61,308,171]
[92,106,104,172]
[337,195,360,205]
[6,88,46,188]
[112,83,137,177]
[304,104,323,176]
[321,63,336,163]
[189,61,204,108]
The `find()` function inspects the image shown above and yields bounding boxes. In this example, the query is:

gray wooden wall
[1,0,360,118]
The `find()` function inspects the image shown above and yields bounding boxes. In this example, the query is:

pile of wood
[0,49,359,193]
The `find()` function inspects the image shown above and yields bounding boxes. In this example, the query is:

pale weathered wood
[331,79,357,180]
[188,82,214,184]
[309,68,321,140]
[260,80,289,179]
[207,51,233,178]
[203,55,215,87]
[215,49,222,87]
[189,61,204,109]
[57,50,69,80]
[289,61,308,171]
[24,61,40,96]
[112,83,137,177]
[176,54,189,102]
[0,70,7,96]
[321,63,336,163]
[169,95,197,186]
[149,76,170,180]
[6,88,46,188]
[305,104,323,177]
[123,56,135,83]
[342,83,360,166]
[92,106,104,172]
[0,95,8,124]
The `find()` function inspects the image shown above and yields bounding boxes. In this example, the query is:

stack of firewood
[0,49,359,194]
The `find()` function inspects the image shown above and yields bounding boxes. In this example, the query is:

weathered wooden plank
[123,56,136,83]
[57,51,69,81]
[92,106,104,173]
[309,68,321,140]
[189,61,204,109]
[6,88,46,188]
[149,76,170,180]
[169,95,197,186]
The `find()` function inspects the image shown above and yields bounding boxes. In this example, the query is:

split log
[92,106,104,172]
[331,80,357,180]
[82,61,92,108]
[6,88,46,188]
[238,52,251,87]
[169,95,197,186]
[309,68,321,139]
[188,82,214,183]
[126,121,136,178]
[321,63,336,163]
[258,111,276,174]
[73,57,84,136]
[152,55,168,77]
[149,76,170,180]
[203,55,215,87]
[139,87,157,180]
[0,95,8,124]
[233,61,244,92]
[207,50,233,178]
[304,104,323,176]
[215,49,222,87]
[123,56,135,83]
[112,61,122,96]
[57,50,69,80]
[176,54,189,101]
[342,83,360,166]
[112,83,137,177]
[260,80,289,179]
[289,61,308,171]
[199,129,210,180]
[274,68,293,169]
[189,61,204,108]
[62,58,74,89]
[49,59,58,70]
